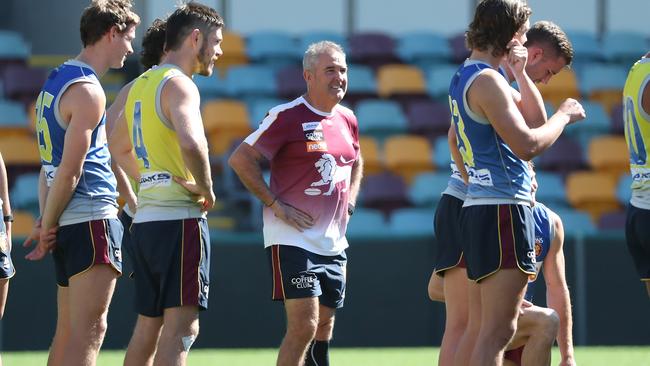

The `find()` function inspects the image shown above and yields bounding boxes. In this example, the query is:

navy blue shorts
[0,217,15,280]
[433,194,466,275]
[131,218,210,317]
[118,210,134,277]
[460,204,536,282]
[267,245,347,309]
[625,204,650,281]
[53,218,123,287]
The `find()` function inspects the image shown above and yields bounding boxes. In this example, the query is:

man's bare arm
[348,153,363,207]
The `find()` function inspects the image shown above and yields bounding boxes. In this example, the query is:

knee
[487,322,518,349]
[287,316,318,342]
[538,309,560,341]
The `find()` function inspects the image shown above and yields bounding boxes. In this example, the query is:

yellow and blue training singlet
[125,64,203,222]
[623,57,650,209]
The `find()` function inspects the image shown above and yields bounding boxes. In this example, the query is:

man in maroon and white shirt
[229,41,363,366]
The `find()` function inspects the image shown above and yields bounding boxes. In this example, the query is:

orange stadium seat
[383,135,434,184]
[358,135,383,176]
[566,171,620,222]
[215,32,248,76]
[376,64,427,99]
[201,99,252,156]
[536,68,580,108]
[588,135,629,180]
[11,210,35,238]
[0,134,40,165]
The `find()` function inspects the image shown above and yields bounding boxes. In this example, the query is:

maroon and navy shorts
[130,218,210,317]
[433,194,466,276]
[53,218,123,287]
[460,204,536,282]
[504,345,524,365]
[267,244,347,309]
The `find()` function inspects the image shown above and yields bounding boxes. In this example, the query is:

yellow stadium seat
[536,69,580,108]
[201,100,252,156]
[588,135,629,179]
[215,32,248,77]
[383,135,434,183]
[11,210,35,239]
[566,171,619,221]
[588,90,623,115]
[359,135,383,176]
[0,135,41,165]
[376,64,426,98]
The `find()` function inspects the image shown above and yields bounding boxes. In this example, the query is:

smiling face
[195,26,223,77]
[110,24,136,69]
[304,50,347,110]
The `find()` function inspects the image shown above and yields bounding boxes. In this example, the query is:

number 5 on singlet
[35,91,54,163]
[449,97,475,168]
[132,101,150,169]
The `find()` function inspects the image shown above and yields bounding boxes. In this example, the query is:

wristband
[3,214,13,222]
[347,203,355,216]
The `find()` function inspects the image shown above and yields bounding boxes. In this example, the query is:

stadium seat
[358,172,410,217]
[537,136,587,176]
[275,65,305,99]
[346,208,390,239]
[0,30,30,60]
[9,172,39,212]
[215,31,248,76]
[396,32,452,69]
[563,101,611,147]
[247,97,286,128]
[358,135,383,176]
[616,174,632,205]
[553,208,597,238]
[201,100,252,156]
[376,64,426,99]
[534,171,569,209]
[388,208,434,237]
[193,73,228,100]
[406,99,451,140]
[408,172,449,208]
[588,135,629,179]
[11,210,35,238]
[565,30,602,64]
[0,99,28,128]
[597,210,626,231]
[225,65,277,98]
[579,64,628,114]
[610,103,624,135]
[426,64,459,99]
[2,64,46,107]
[433,135,453,171]
[355,99,408,140]
[348,32,399,68]
[566,171,620,221]
[535,68,580,108]
[448,32,470,63]
[383,135,434,183]
[345,64,377,105]
[297,31,348,57]
[601,31,648,64]
[0,134,40,165]
[245,31,299,68]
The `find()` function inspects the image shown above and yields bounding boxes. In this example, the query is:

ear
[190,29,202,49]
[303,69,312,83]
[529,46,544,64]
[108,25,120,42]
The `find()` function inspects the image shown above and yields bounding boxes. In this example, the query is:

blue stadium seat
[426,64,458,98]
[396,32,452,69]
[246,97,286,128]
[297,31,348,57]
[194,73,228,100]
[225,65,277,98]
[535,171,569,209]
[578,64,628,97]
[563,101,611,146]
[355,99,407,140]
[10,172,39,212]
[601,31,648,63]
[0,99,28,127]
[553,208,598,237]
[408,172,449,208]
[616,174,632,205]
[388,208,434,237]
[246,31,299,68]
[346,64,377,99]
[565,30,602,63]
[433,135,452,172]
[347,208,390,239]
[0,30,30,59]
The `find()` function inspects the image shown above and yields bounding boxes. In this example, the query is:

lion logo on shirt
[305,153,353,196]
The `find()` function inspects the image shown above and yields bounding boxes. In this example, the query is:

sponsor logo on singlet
[139,171,172,190]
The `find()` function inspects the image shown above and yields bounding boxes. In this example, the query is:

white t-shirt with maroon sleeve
[243,96,360,256]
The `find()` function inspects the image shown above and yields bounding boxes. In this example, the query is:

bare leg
[123,315,163,366]
[314,304,335,341]
[438,268,469,366]
[47,286,70,366]
[470,269,528,366]
[644,281,650,298]
[518,306,558,366]
[152,306,199,366]
[0,278,8,319]
[453,280,480,366]
[277,298,318,366]
[63,264,118,366]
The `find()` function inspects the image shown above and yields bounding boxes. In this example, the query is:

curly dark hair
[466,0,532,58]
[140,18,166,69]
[525,20,574,66]
[80,0,140,47]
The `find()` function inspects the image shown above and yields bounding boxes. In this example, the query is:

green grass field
[3,347,650,365]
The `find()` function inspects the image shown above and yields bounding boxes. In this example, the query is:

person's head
[303,41,347,110]
[524,21,574,84]
[466,0,532,58]
[165,1,224,76]
[80,0,140,68]
[140,18,167,70]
